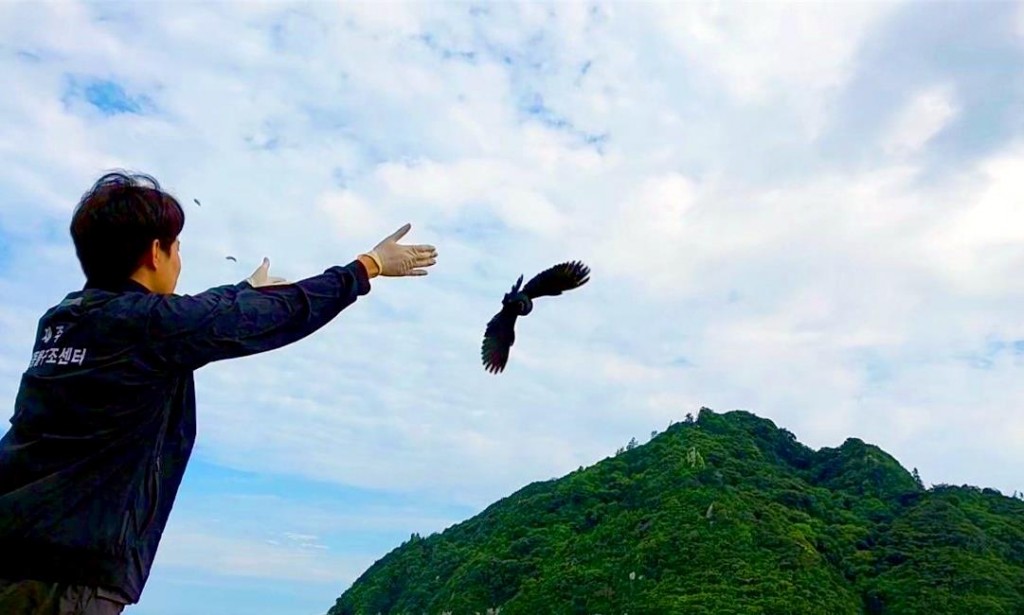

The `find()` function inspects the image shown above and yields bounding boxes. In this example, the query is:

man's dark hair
[70,170,185,286]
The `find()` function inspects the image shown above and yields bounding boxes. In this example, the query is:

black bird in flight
[481,260,590,374]
[225,256,237,262]
[193,198,201,207]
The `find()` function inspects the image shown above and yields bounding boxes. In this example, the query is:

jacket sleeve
[145,260,372,371]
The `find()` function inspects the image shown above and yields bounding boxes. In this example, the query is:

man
[0,171,437,613]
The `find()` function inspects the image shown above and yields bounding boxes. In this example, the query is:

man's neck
[129,272,158,292]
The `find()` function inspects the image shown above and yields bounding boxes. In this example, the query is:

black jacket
[0,260,371,603]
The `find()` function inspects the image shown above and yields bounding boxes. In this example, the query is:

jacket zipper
[118,510,130,547]
[140,457,160,535]
[140,408,172,539]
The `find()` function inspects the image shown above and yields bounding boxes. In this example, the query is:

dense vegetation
[326,408,1024,614]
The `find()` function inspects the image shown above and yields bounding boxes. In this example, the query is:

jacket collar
[82,278,153,294]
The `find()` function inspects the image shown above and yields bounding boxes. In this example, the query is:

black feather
[522,260,590,298]
[481,308,517,373]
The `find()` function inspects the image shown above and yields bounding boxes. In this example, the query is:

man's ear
[141,238,161,271]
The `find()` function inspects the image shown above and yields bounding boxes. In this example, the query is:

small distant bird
[225,255,237,262]
[193,198,201,207]
[481,260,590,373]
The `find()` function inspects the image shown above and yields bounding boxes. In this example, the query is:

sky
[1,1,1023,613]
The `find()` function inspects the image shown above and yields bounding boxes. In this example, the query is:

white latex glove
[364,223,437,277]
[245,257,290,287]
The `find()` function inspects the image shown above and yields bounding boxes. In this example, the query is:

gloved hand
[362,223,437,277]
[245,257,290,287]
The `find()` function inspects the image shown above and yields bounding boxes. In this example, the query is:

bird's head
[516,295,533,315]
[502,274,532,315]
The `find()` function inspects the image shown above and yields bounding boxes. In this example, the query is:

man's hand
[246,257,290,287]
[362,223,437,277]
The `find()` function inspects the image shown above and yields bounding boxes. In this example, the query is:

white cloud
[154,525,364,584]
[316,189,388,242]
[884,84,959,157]
[1016,2,1024,41]
[919,145,1024,294]
[600,353,670,384]
[646,1,900,135]
[375,158,511,214]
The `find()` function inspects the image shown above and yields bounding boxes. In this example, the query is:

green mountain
[325,408,1024,614]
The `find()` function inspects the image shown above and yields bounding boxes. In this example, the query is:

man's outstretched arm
[145,223,436,371]
[146,259,372,371]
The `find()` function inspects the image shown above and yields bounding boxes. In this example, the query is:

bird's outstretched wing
[481,309,516,373]
[522,260,590,299]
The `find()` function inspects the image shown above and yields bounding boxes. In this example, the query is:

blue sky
[2,1,1024,613]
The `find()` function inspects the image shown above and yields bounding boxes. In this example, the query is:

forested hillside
[326,408,1024,614]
